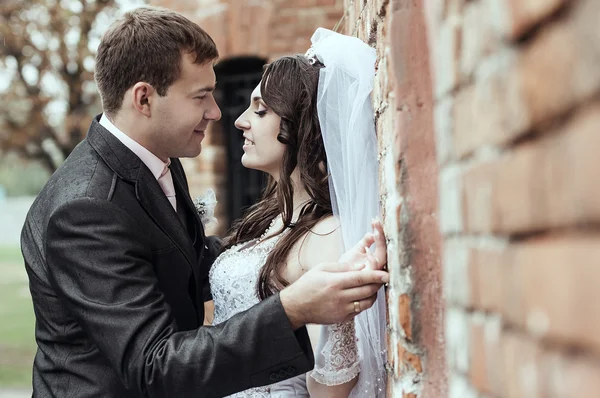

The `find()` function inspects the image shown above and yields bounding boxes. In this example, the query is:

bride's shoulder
[297,215,343,269]
[310,215,341,235]
[284,215,343,282]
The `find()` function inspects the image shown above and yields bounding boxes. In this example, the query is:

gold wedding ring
[353,301,361,313]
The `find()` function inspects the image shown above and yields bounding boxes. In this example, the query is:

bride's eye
[254,109,267,117]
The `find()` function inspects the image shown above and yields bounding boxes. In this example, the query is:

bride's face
[234,83,286,178]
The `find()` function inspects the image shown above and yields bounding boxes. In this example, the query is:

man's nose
[206,98,222,121]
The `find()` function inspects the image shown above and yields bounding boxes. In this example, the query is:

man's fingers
[338,269,389,289]
[345,293,378,318]
[342,284,382,303]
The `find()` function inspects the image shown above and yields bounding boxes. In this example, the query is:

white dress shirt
[99,114,177,211]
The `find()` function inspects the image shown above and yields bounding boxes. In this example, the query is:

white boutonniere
[193,189,218,227]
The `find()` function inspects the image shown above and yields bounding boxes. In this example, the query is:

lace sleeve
[310,320,360,385]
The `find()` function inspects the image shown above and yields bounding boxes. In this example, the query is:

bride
[206,29,387,397]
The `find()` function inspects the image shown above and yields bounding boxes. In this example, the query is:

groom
[20,6,388,398]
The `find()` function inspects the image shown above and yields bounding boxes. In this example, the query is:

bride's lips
[243,135,255,149]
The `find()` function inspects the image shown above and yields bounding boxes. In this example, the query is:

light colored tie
[158,165,177,211]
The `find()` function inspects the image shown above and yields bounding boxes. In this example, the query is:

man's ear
[131,82,155,117]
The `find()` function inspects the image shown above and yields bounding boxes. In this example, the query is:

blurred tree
[0,0,142,172]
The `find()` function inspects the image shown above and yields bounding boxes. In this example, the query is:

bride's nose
[235,112,250,131]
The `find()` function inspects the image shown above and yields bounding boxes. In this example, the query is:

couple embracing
[21,7,388,398]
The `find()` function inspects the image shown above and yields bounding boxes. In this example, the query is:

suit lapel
[135,165,198,276]
[170,160,207,250]
[86,115,198,278]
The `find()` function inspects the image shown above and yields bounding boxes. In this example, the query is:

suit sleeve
[45,198,313,398]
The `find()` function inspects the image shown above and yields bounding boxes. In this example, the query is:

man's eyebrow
[252,96,262,102]
[192,83,217,94]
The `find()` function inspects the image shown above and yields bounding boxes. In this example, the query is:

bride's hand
[338,219,387,270]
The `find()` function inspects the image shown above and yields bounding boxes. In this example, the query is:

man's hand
[280,261,389,330]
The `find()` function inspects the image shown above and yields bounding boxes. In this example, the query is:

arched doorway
[214,56,267,228]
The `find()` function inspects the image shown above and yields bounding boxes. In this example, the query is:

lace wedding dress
[209,228,359,397]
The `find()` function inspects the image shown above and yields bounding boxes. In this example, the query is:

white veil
[308,28,387,397]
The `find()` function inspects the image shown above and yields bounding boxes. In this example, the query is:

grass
[0,245,24,266]
[0,245,36,388]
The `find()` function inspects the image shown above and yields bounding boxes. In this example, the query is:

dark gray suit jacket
[21,115,313,397]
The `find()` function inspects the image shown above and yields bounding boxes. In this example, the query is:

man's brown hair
[95,7,218,116]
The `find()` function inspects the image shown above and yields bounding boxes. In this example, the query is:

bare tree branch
[0,0,124,173]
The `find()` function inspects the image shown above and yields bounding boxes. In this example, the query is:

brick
[462,102,600,234]
[443,0,466,19]
[448,372,478,398]
[542,351,600,398]
[469,315,504,396]
[502,333,600,398]
[398,293,413,341]
[496,0,569,40]
[373,0,389,18]
[452,0,600,157]
[397,344,423,374]
[433,16,461,99]
[423,0,444,42]
[443,239,471,307]
[469,247,505,313]
[519,0,600,126]
[434,95,453,166]
[501,236,600,356]
[439,165,463,234]
[446,307,470,374]
[452,50,530,159]
[502,332,543,398]
[468,317,487,391]
[460,0,503,80]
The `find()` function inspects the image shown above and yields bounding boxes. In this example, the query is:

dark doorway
[214,57,267,228]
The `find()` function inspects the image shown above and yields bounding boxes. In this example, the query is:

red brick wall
[427,0,600,396]
[345,0,447,396]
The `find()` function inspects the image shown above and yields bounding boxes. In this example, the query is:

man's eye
[195,96,206,100]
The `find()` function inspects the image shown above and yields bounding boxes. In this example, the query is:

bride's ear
[131,82,155,117]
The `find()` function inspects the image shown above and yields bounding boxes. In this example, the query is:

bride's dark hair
[221,54,332,300]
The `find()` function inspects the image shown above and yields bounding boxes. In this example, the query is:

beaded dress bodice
[210,232,308,397]
[210,235,281,326]
[209,227,359,397]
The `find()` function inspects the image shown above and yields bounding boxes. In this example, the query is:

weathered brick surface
[502,237,600,354]
[452,50,530,159]
[469,314,503,396]
[430,0,600,395]
[501,0,569,40]
[461,102,600,234]
[373,0,447,396]
[519,0,600,127]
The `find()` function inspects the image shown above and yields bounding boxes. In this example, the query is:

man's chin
[178,146,202,159]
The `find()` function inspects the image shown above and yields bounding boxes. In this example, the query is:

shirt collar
[99,113,170,180]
